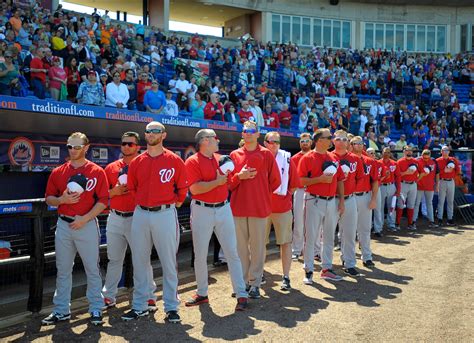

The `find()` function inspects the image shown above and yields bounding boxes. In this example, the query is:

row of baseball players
[41,120,460,326]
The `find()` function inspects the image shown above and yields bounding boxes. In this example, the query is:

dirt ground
[1,221,473,342]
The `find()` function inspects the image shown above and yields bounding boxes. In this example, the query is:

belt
[441,178,453,181]
[194,200,228,208]
[309,194,335,201]
[59,215,75,223]
[139,204,173,212]
[355,191,369,196]
[381,182,394,186]
[344,194,353,200]
[112,209,134,217]
[402,181,415,184]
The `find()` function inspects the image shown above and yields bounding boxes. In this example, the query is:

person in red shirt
[352,135,379,268]
[395,145,426,231]
[42,132,109,326]
[330,130,364,276]
[435,146,461,226]
[122,121,188,323]
[203,93,225,121]
[263,103,280,128]
[136,72,152,111]
[291,133,317,260]
[102,132,156,312]
[414,149,438,227]
[279,104,292,129]
[375,147,401,234]
[238,100,253,123]
[184,129,248,311]
[299,128,345,284]
[263,131,300,290]
[30,47,48,99]
[228,121,281,299]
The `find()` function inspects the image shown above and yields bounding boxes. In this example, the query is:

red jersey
[436,156,460,179]
[417,157,437,191]
[229,145,281,218]
[271,158,300,213]
[127,149,188,207]
[104,159,135,212]
[238,109,253,123]
[380,158,401,192]
[397,157,423,183]
[45,160,109,216]
[354,154,379,193]
[298,151,345,197]
[279,110,292,128]
[291,151,306,173]
[185,152,228,203]
[330,151,364,196]
[30,57,46,83]
[204,102,225,121]
[263,112,280,128]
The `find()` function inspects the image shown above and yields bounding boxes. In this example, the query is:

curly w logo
[159,168,175,183]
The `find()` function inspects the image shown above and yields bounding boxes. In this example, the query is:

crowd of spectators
[0,0,473,150]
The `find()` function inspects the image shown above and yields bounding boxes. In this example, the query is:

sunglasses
[67,144,84,150]
[351,142,363,146]
[265,140,280,144]
[121,142,137,147]
[320,136,332,140]
[145,128,163,134]
[203,135,218,140]
[4,55,12,58]
[300,139,311,143]
[242,128,257,134]
[334,137,348,142]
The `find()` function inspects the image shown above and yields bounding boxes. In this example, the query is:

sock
[396,208,403,225]
[407,208,414,225]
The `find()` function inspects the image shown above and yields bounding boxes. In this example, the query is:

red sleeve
[30,58,41,69]
[94,167,110,207]
[274,114,280,128]
[204,103,215,120]
[355,158,364,181]
[370,159,378,184]
[228,150,242,191]
[394,162,401,193]
[288,159,301,189]
[45,169,61,198]
[127,157,138,195]
[267,152,282,192]
[174,157,189,203]
[298,155,309,178]
[184,157,201,186]
[104,164,115,189]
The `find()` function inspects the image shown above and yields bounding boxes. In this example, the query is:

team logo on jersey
[364,164,372,175]
[85,177,97,192]
[390,165,396,173]
[159,168,175,183]
[8,137,35,166]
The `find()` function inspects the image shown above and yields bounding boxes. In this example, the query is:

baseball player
[436,146,461,226]
[291,133,321,261]
[263,131,300,290]
[184,129,248,311]
[42,132,109,326]
[352,136,379,268]
[330,130,364,276]
[121,121,188,323]
[413,149,438,227]
[102,132,157,312]
[298,128,345,284]
[366,148,384,237]
[228,121,281,299]
[396,145,426,231]
[374,147,401,233]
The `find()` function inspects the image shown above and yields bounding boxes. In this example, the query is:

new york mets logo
[159,168,175,183]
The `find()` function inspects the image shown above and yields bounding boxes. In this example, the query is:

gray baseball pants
[338,195,358,269]
[374,183,396,232]
[437,179,455,220]
[414,191,434,222]
[292,188,321,256]
[398,182,417,209]
[356,192,373,263]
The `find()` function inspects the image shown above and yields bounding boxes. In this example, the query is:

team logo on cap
[423,166,431,174]
[446,161,455,169]
[408,164,418,172]
[67,174,88,194]
[340,159,350,176]
[322,161,338,176]
[118,165,128,185]
[218,155,235,174]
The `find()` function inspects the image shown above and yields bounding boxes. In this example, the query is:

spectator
[64,56,80,102]
[122,68,137,110]
[79,58,96,82]
[51,28,66,57]
[395,134,407,158]
[348,91,359,108]
[105,71,129,108]
[143,80,166,114]
[175,72,191,110]
[263,103,280,128]
[248,96,264,127]
[30,47,47,99]
[238,100,253,123]
[279,104,292,129]
[136,71,152,111]
[48,56,67,101]
[76,70,105,106]
[349,109,360,136]
[189,92,206,119]
[204,93,225,121]
[164,91,179,116]
[298,104,309,133]
[378,117,390,136]
[0,50,19,95]
[225,103,239,123]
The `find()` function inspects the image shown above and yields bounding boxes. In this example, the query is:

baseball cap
[441,145,449,151]
[88,70,96,76]
[67,174,87,194]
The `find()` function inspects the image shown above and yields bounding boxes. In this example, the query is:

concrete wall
[149,0,169,31]
[224,14,251,39]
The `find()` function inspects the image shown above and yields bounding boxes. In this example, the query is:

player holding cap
[299,128,345,284]
[263,131,300,290]
[291,133,320,261]
[184,129,248,311]
[42,132,109,326]
[228,121,281,299]
[351,136,379,268]
[330,130,364,276]
[102,132,157,311]
[374,147,400,233]
[121,121,188,323]
[396,146,425,231]
[436,146,460,226]
[413,149,438,227]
